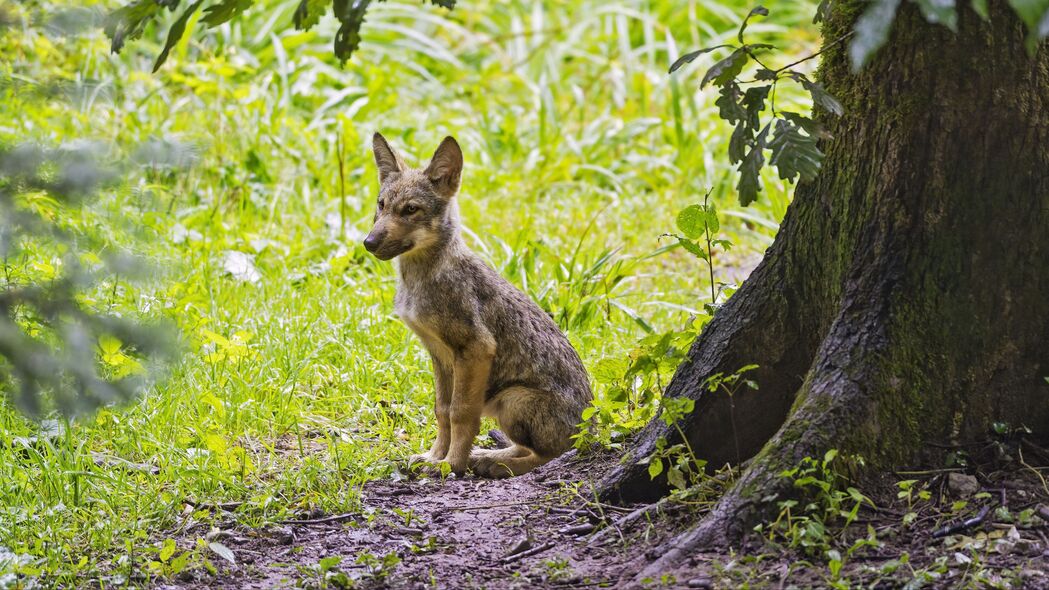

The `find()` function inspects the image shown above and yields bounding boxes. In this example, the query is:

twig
[771,31,854,74]
[559,522,595,536]
[894,467,966,476]
[587,496,683,546]
[280,512,359,525]
[184,499,244,511]
[931,505,990,539]
[447,500,543,512]
[1019,448,1049,497]
[501,541,556,564]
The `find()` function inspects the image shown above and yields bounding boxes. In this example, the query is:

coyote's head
[363,133,463,261]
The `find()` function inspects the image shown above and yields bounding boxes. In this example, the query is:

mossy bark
[602,1,1049,570]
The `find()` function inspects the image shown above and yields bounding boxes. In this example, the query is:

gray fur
[364,133,592,477]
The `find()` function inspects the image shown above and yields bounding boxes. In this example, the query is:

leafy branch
[105,0,457,72]
[671,6,842,207]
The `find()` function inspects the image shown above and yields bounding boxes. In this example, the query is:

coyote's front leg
[410,355,452,465]
[444,341,495,474]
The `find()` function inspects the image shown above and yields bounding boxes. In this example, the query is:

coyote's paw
[405,452,444,477]
[469,453,514,479]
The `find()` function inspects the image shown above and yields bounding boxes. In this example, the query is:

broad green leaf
[668,45,733,74]
[738,6,769,43]
[677,237,709,260]
[800,79,844,116]
[1008,0,1049,50]
[701,48,748,89]
[728,122,750,163]
[742,85,771,130]
[201,0,253,27]
[1008,0,1049,28]
[971,0,989,19]
[706,206,720,234]
[676,205,707,239]
[814,0,832,23]
[294,0,329,31]
[153,0,204,72]
[849,0,902,71]
[159,539,177,562]
[737,125,769,206]
[768,118,823,183]
[648,458,664,479]
[914,0,958,31]
[667,467,687,490]
[592,357,628,384]
[781,111,826,138]
[334,0,373,62]
[715,83,745,123]
[105,1,163,53]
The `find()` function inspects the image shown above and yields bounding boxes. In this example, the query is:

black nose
[363,233,381,252]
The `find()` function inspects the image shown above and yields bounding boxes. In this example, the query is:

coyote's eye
[377,199,385,210]
[404,204,419,215]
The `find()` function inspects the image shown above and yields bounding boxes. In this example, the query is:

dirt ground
[158,451,1049,590]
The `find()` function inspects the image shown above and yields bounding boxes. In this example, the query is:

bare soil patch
[159,454,1049,589]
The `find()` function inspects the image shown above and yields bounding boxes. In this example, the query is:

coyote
[363,133,592,478]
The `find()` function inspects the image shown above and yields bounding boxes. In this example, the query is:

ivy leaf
[293,0,328,31]
[738,6,769,44]
[768,118,824,183]
[914,0,958,31]
[678,237,709,260]
[799,78,844,116]
[737,124,769,206]
[701,48,748,89]
[153,0,204,73]
[669,45,733,74]
[849,0,902,71]
[201,0,252,27]
[971,0,989,19]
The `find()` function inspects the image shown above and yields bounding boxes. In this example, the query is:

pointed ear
[372,132,405,184]
[424,136,463,197]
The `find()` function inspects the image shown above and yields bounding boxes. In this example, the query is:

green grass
[0,0,818,583]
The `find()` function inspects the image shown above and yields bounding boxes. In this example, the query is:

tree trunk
[601,1,1049,577]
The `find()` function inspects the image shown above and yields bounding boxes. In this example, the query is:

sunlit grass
[0,0,818,582]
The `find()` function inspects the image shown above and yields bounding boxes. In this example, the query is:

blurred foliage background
[0,0,818,583]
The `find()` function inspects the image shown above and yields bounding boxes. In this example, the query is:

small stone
[947,472,980,497]
[1022,569,1047,581]
[1013,538,1042,556]
[687,577,713,589]
[270,526,296,545]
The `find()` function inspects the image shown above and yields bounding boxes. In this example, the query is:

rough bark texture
[602,0,1049,564]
